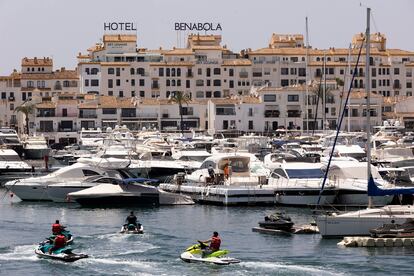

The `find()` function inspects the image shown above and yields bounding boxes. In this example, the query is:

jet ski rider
[198,231,221,257]
[52,220,63,235]
[48,234,67,253]
[125,211,139,228]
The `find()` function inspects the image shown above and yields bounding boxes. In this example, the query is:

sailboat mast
[347,43,351,132]
[366,7,373,208]
[305,17,310,134]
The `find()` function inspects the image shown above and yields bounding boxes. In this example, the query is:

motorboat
[79,127,104,149]
[4,162,106,201]
[22,135,50,159]
[68,179,194,207]
[258,212,294,231]
[369,218,414,238]
[268,162,336,206]
[316,205,414,238]
[180,242,240,265]
[0,148,32,185]
[0,128,24,156]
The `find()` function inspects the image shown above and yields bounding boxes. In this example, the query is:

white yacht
[160,153,273,205]
[0,148,32,184]
[67,181,194,206]
[268,162,336,206]
[328,161,395,206]
[316,205,414,238]
[4,162,106,201]
[22,135,50,159]
[0,128,23,156]
[79,128,104,149]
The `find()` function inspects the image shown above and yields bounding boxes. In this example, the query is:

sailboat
[315,7,414,238]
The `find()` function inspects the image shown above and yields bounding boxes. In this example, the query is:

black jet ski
[370,219,414,238]
[258,212,294,231]
[35,240,88,262]
[120,223,144,234]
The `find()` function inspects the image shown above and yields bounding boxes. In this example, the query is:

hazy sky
[0,0,412,75]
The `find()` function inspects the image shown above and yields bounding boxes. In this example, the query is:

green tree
[168,91,191,134]
[15,104,34,135]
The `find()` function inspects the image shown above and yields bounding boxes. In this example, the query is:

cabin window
[82,170,100,177]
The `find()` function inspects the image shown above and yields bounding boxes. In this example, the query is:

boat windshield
[285,169,324,179]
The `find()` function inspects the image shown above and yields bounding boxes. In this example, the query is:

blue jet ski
[35,240,88,262]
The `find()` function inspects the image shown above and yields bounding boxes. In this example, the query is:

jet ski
[180,242,240,265]
[258,212,294,231]
[120,223,144,234]
[35,240,88,262]
[370,219,414,238]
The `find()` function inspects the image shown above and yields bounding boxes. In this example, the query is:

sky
[0,0,412,75]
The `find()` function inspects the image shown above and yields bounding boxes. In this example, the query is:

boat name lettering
[104,22,137,31]
[174,22,222,31]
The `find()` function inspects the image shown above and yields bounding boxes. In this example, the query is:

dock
[338,236,414,247]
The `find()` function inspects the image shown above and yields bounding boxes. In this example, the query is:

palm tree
[15,103,34,135]
[168,91,191,134]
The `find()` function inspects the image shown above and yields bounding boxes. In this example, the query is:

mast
[366,7,373,208]
[347,43,351,132]
[305,17,310,134]
[323,52,326,133]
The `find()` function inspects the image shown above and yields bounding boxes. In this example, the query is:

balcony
[186,72,194,78]
[8,96,15,101]
[287,110,301,117]
[136,113,158,118]
[162,113,169,118]
[264,110,280,118]
[393,83,402,89]
[151,83,160,89]
[54,84,62,90]
[37,112,56,117]
[57,112,77,117]
[79,113,97,118]
[37,128,54,132]
[239,72,248,78]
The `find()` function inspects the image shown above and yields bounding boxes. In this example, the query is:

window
[206,80,211,86]
[9,103,14,111]
[206,68,211,77]
[372,68,376,77]
[331,107,336,116]
[298,68,306,77]
[213,91,221,98]
[281,79,289,86]
[91,68,99,75]
[159,68,164,77]
[139,79,145,86]
[248,120,253,130]
[116,79,121,86]
[213,79,221,86]
[108,68,114,74]
[287,95,299,102]
[82,170,100,177]
[1,92,6,99]
[206,91,212,98]
[85,68,90,74]
[196,91,204,98]
[213,68,221,75]
[108,79,113,88]
[186,80,190,88]
[140,91,145,97]
[407,82,412,89]
[22,92,26,101]
[166,68,170,76]
[119,91,124,97]
[394,68,400,75]
[84,79,89,86]
[131,91,135,97]
[62,81,69,87]
[166,79,170,86]
[196,80,204,86]
[137,68,145,76]
[263,95,276,102]
[116,68,120,76]
[229,80,234,88]
[102,108,116,114]
[177,68,181,77]
[131,79,135,86]
[108,91,113,96]
[229,69,234,76]
[171,68,176,77]
[281,68,289,75]
[91,80,99,86]
[177,79,181,86]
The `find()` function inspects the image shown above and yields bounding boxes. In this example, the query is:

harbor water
[1,191,413,275]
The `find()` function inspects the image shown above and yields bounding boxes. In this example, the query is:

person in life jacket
[52,220,63,235]
[49,234,67,253]
[124,211,140,230]
[199,231,221,257]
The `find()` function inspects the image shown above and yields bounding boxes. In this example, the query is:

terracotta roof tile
[22,57,53,66]
[103,34,137,43]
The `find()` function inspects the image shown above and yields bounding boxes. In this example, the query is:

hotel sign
[104,22,137,31]
[174,22,222,31]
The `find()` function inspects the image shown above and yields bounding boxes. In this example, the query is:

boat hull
[74,194,160,207]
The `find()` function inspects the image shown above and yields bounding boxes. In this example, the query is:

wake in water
[0,244,38,262]
[240,261,345,276]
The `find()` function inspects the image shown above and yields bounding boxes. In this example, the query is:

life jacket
[210,236,221,250]
[52,223,61,234]
[54,235,66,248]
